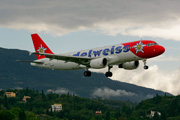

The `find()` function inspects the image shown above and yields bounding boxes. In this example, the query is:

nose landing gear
[143,59,149,70]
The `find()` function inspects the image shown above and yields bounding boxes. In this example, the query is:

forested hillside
[133,94,180,120]
[0,88,133,120]
[0,89,179,120]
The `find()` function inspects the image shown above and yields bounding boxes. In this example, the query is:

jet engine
[90,58,107,69]
[118,61,139,70]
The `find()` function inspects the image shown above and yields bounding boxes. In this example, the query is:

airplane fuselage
[31,40,165,71]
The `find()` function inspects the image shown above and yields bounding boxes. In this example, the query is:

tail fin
[31,33,54,59]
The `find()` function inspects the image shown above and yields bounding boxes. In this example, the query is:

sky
[0,0,180,95]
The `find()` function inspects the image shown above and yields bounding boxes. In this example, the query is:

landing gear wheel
[144,65,149,70]
[84,71,91,77]
[143,59,149,70]
[105,71,112,77]
[105,66,113,77]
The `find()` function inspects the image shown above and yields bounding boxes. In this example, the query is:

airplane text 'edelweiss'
[18,34,165,77]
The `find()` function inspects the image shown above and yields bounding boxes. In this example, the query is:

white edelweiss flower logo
[37,44,47,57]
[132,41,146,54]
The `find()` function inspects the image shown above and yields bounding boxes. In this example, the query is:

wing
[32,52,92,66]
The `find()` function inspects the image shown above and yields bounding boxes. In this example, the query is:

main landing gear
[83,66,113,77]
[143,59,149,70]
[84,70,91,77]
[105,66,113,77]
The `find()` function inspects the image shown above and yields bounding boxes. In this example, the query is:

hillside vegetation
[0,88,133,120]
[0,88,180,120]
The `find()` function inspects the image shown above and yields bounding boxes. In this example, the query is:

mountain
[0,47,171,103]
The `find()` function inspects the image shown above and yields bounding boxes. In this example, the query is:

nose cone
[157,45,165,55]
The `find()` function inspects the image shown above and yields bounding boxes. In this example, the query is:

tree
[160,111,166,120]
[25,87,29,96]
[0,90,5,96]
[25,111,38,120]
[19,110,26,120]
[105,110,110,120]
[3,95,9,109]
[153,93,161,104]
[115,109,121,119]
[153,112,160,120]
[41,90,46,101]
[0,110,15,120]
[10,107,21,117]
[168,97,179,116]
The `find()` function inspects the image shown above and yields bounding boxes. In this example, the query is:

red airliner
[20,33,165,77]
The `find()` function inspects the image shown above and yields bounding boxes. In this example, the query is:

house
[22,96,31,103]
[5,92,16,97]
[95,111,102,115]
[147,110,161,118]
[50,104,62,112]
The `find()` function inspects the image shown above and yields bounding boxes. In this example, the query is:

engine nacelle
[119,61,139,70]
[90,58,107,69]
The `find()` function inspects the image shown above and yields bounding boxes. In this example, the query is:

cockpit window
[147,43,158,46]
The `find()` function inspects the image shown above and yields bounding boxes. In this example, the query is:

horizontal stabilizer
[16,60,44,64]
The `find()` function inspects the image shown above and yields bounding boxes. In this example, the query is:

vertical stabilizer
[31,33,54,59]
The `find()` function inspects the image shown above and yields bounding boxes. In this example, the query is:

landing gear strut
[84,70,91,77]
[105,66,113,77]
[143,59,149,70]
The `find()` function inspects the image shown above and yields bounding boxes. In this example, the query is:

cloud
[146,94,154,99]
[1,0,180,40]
[92,87,136,98]
[149,55,180,62]
[94,18,180,41]
[92,63,180,95]
[50,88,74,95]
[14,87,23,90]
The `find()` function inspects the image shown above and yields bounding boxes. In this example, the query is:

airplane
[19,33,165,77]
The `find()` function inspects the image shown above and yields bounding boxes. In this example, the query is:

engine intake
[119,61,139,70]
[90,58,107,69]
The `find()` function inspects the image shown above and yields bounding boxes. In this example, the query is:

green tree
[154,93,162,104]
[160,111,166,120]
[10,107,21,117]
[3,95,9,109]
[153,112,160,120]
[19,110,26,120]
[168,97,180,116]
[41,90,46,101]
[0,110,15,120]
[105,110,110,120]
[25,111,38,120]
[0,90,5,96]
[25,87,29,96]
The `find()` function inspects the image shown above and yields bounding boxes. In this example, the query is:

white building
[50,104,62,112]
[147,110,161,118]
